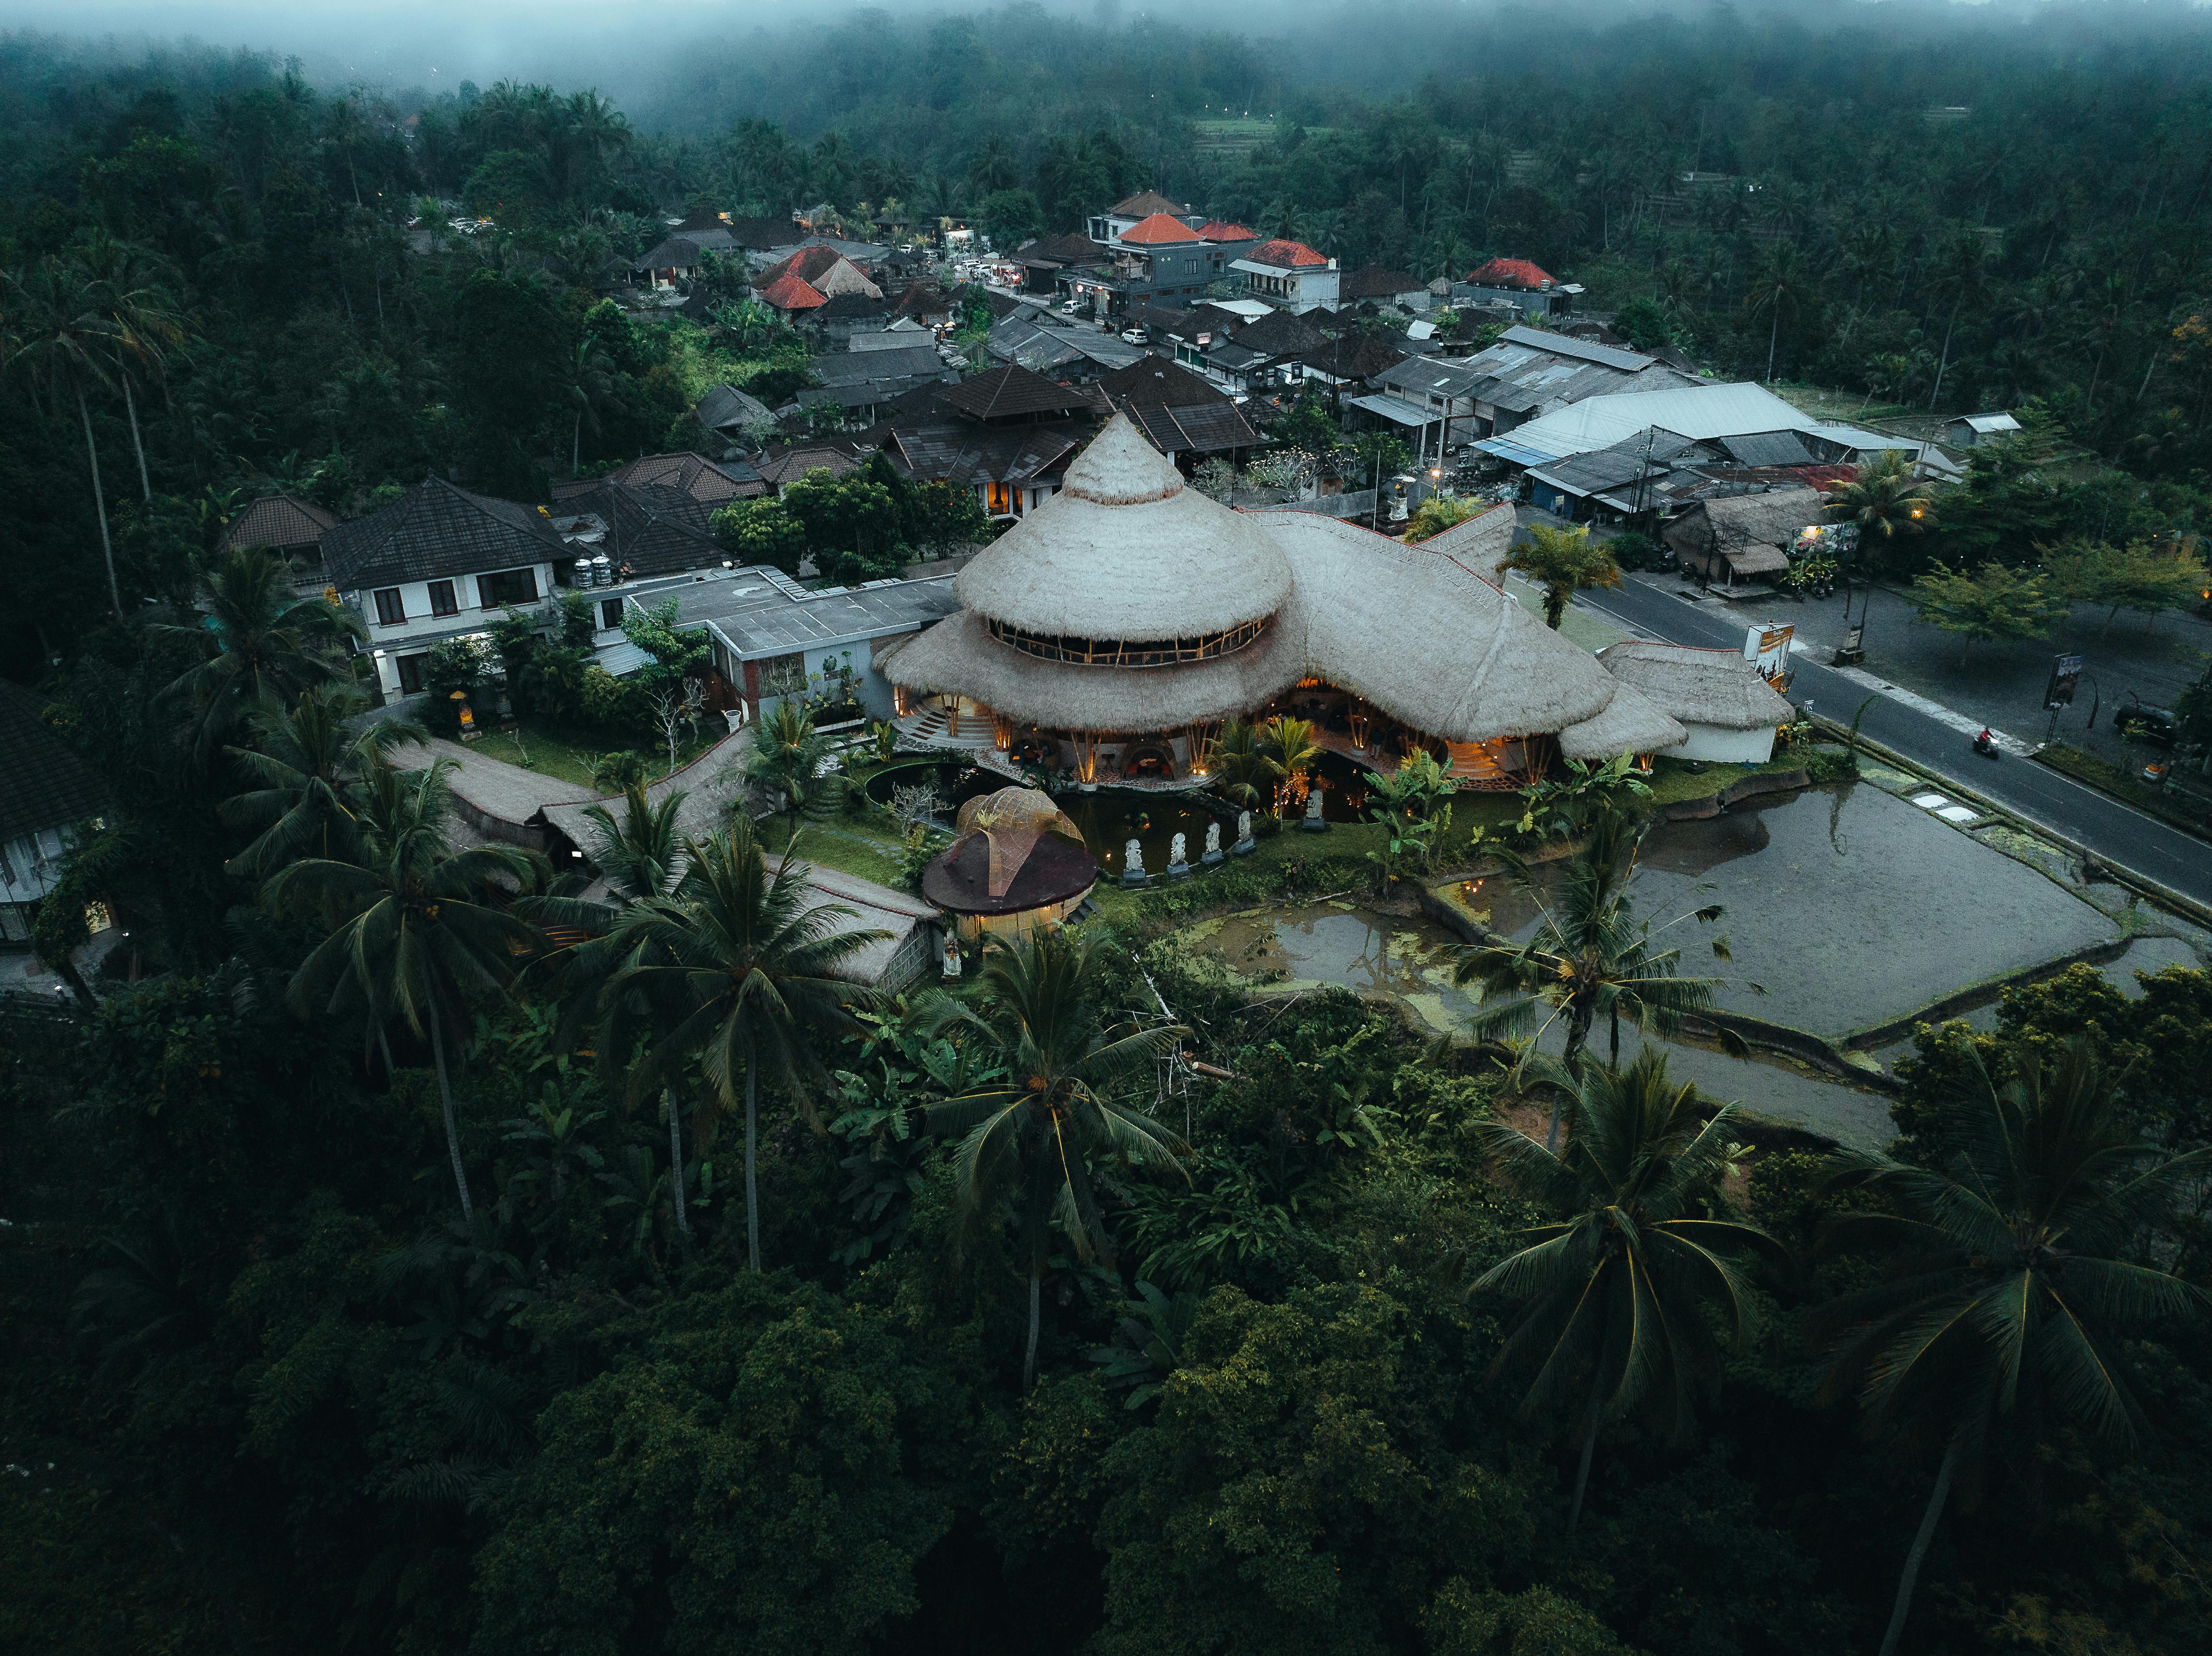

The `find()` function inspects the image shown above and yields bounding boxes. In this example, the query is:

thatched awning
[1410,499,1516,582]
[1558,680,1686,759]
[1595,641,1794,731]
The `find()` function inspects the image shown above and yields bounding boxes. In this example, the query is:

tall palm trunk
[1929,298,1962,410]
[122,376,151,502]
[77,389,123,622]
[744,1044,761,1272]
[1569,1325,1611,1532]
[665,1088,691,1237]
[1024,1261,1042,1393]
[573,410,583,476]
[1878,1437,1961,1656]
[423,990,475,1223]
[1765,307,1780,383]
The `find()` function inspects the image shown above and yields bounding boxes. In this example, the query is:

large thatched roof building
[1595,641,1794,763]
[885,416,1742,787]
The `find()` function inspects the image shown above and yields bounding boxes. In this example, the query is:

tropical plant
[598,819,886,1271]
[1364,748,1458,881]
[1813,1040,2212,1656]
[1472,1048,1780,1529]
[1743,239,1809,383]
[921,928,1188,1390]
[590,749,649,794]
[4,255,127,619]
[744,697,831,816]
[1207,716,1271,814]
[1513,751,1651,841]
[1255,714,1323,816]
[74,230,184,504]
[269,758,549,1221]
[577,781,689,904]
[220,682,426,877]
[1087,1281,1203,1409]
[159,546,366,760]
[1502,522,1622,629]
[1454,810,1735,1149]
[1825,449,1933,575]
[1910,559,2071,665]
[1402,496,1477,544]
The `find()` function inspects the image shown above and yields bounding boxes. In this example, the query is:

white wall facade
[352,560,557,698]
[1667,722,1778,764]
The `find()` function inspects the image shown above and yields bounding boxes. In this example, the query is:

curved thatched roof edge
[1595,640,1795,731]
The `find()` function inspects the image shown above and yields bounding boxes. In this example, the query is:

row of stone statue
[1121,809,1270,887]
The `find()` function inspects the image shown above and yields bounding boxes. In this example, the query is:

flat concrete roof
[660,564,960,662]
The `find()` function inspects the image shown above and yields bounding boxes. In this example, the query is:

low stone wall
[1662,766,1810,821]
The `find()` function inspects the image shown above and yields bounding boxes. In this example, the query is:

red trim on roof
[1118,212,1202,245]
[1247,238,1328,268]
[1466,257,1555,290]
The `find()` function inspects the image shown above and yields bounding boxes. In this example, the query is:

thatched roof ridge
[1661,485,1822,560]
[953,416,1294,639]
[1558,680,1686,759]
[1595,641,1794,731]
[1413,500,1516,581]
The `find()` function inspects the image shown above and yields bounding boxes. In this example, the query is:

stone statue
[942,933,963,979]
[1167,831,1190,879]
[1233,810,1255,855]
[1121,837,1148,887]
[1202,821,1224,866]
[1301,784,1328,833]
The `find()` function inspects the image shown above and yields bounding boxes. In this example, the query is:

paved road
[1575,577,2212,909]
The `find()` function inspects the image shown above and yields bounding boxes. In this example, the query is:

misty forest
[6,6,2212,1656]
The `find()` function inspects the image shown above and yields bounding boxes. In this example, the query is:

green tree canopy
[1910,558,2071,664]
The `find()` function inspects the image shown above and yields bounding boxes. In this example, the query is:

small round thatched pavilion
[921,786,1098,940]
[888,414,1688,789]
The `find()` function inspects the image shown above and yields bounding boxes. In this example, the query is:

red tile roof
[1466,257,1556,290]
[758,273,828,312]
[1196,220,1258,242]
[1247,238,1329,268]
[758,244,847,286]
[1118,212,1202,246]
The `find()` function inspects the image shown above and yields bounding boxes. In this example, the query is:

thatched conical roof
[952,415,1293,641]
[1558,680,1687,759]
[1596,641,1794,731]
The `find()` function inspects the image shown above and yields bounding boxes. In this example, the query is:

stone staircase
[896,708,1001,756]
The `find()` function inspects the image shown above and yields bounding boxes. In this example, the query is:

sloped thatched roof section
[1661,485,1823,565]
[954,416,1294,640]
[1558,680,1685,759]
[1595,641,1795,731]
[1412,499,1517,581]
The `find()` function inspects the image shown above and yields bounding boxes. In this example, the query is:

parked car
[2114,697,2178,746]
[1119,328,1147,344]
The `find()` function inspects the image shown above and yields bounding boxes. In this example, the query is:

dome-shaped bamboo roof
[953,415,1293,642]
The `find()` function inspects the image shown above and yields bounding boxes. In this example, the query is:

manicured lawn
[776,812,911,891]
[466,719,720,793]
[1640,752,1810,807]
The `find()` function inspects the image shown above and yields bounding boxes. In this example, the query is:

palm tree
[924,929,1188,1390]
[1501,523,1622,629]
[1255,714,1323,817]
[1453,811,1732,1150]
[579,781,689,904]
[967,135,1021,196]
[561,336,613,477]
[159,546,366,761]
[220,683,426,877]
[1473,1049,1779,1530]
[4,256,126,620]
[270,758,548,1222]
[1923,232,1988,412]
[1208,717,1270,814]
[1813,1041,2212,1656]
[743,699,831,818]
[74,232,184,504]
[1825,450,1934,579]
[599,819,885,1271]
[1743,240,1809,384]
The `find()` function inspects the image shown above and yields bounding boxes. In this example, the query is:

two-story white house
[1230,239,1340,315]
[320,476,569,701]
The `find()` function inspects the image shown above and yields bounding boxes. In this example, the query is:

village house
[1085,190,1192,245]
[319,477,568,701]
[1094,355,1261,463]
[220,492,338,595]
[1662,486,1829,591]
[1454,257,1583,320]
[1339,264,1431,311]
[694,383,778,452]
[986,310,1148,381]
[1011,231,1110,295]
[1944,411,2022,448]
[1231,239,1340,314]
[798,343,958,422]
[879,362,1099,520]
[0,680,107,948]
[1453,326,1704,439]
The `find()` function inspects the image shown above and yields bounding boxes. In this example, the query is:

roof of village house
[1226,308,1328,357]
[568,452,762,505]
[887,421,1083,488]
[891,283,953,320]
[321,476,566,591]
[757,273,828,312]
[753,444,866,487]
[1466,257,1557,290]
[1118,212,1204,246]
[756,245,882,297]
[1197,220,1258,242]
[551,480,724,578]
[222,493,336,554]
[1297,333,1408,382]
[1122,400,1261,456]
[1245,238,1330,269]
[938,362,1096,422]
[726,215,801,250]
[1661,485,1825,568]
[694,383,777,437]
[923,786,1095,914]
[0,679,107,842]
[1094,356,1229,410]
[953,417,1292,641]
[1340,264,1424,300]
[809,345,949,387]
[1017,232,1109,266]
[1112,190,1184,217]
[636,234,716,269]
[1596,641,1795,732]
[1481,382,1811,465]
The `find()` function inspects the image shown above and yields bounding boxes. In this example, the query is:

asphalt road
[1576,577,2212,910]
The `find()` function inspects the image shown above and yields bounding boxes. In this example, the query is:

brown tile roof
[1017,232,1109,265]
[222,493,336,553]
[1118,212,1202,246]
[1247,238,1329,268]
[1196,220,1258,242]
[321,476,566,591]
[891,283,953,320]
[1094,355,1229,410]
[758,273,828,312]
[554,480,725,578]
[758,245,844,286]
[1112,190,1184,217]
[1340,264,1423,300]
[1299,333,1408,381]
[886,422,1082,487]
[937,363,1094,422]
[0,679,107,841]
[1124,401,1260,456]
[1228,309,1327,357]
[596,453,762,504]
[754,445,865,487]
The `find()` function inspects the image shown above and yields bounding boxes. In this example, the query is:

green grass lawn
[779,812,911,890]
[466,720,720,793]
[1640,752,1810,807]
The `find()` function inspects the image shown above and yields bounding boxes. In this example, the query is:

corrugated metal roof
[594,641,651,677]
[1346,393,1435,427]
[1497,325,1654,371]
[1491,383,1811,461]
[1718,431,1816,467]
[1801,423,1922,452]
[1474,435,1558,467]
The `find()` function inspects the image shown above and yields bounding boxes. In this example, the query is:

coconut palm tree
[1825,449,1934,579]
[579,781,689,905]
[1501,522,1621,630]
[269,758,548,1222]
[1473,1049,1779,1530]
[923,928,1188,1390]
[1255,714,1323,817]
[74,231,184,504]
[1813,1040,2212,1656]
[599,819,885,1271]
[1209,717,1270,815]
[561,336,613,477]
[1743,240,1810,384]
[743,698,832,818]
[159,546,367,762]
[221,683,426,878]
[1453,810,1733,1150]
[4,255,126,620]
